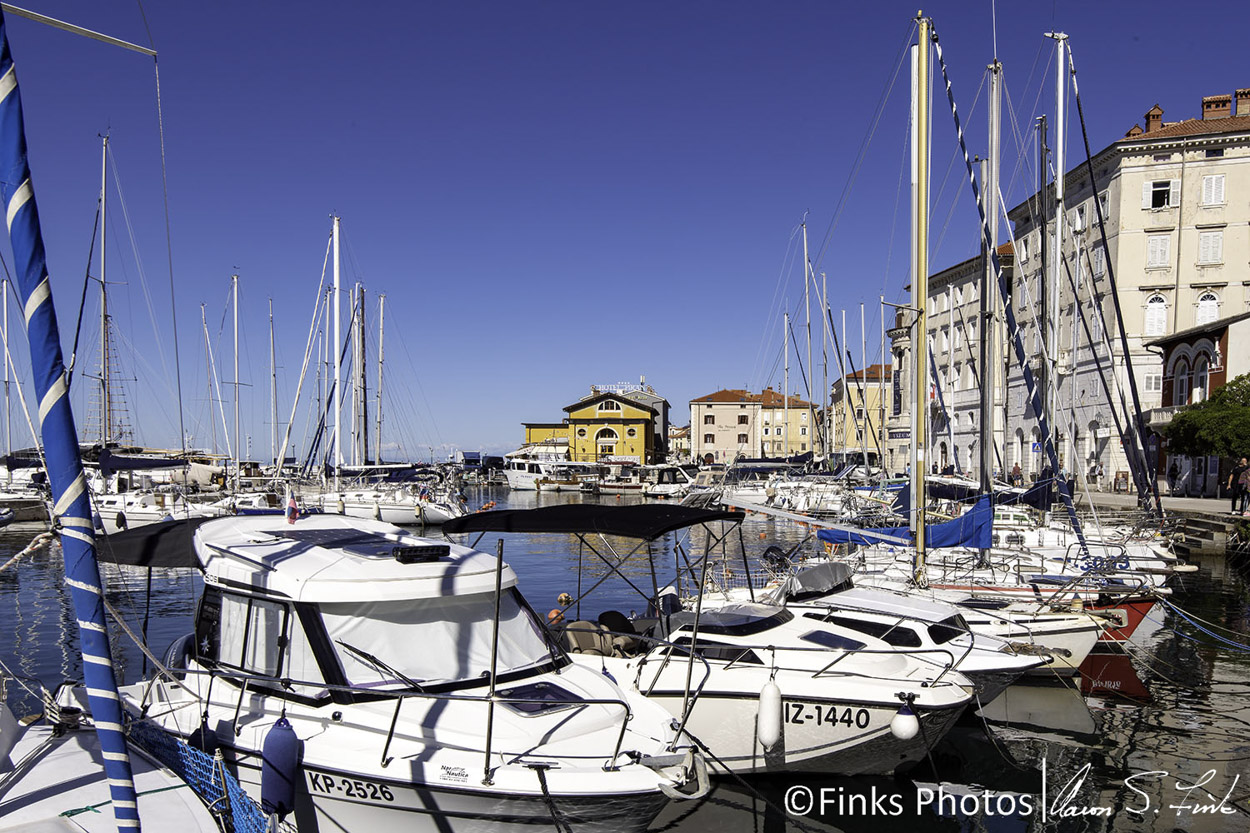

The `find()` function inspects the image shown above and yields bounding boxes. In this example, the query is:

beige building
[1004,87,1250,482]
[887,86,1250,484]
[827,364,892,465]
[689,388,815,464]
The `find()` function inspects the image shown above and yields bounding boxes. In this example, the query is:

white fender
[756,680,782,750]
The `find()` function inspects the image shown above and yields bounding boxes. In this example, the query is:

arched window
[1174,359,1191,406]
[1144,294,1168,336]
[595,427,618,458]
[1196,291,1219,326]
[1193,356,1209,403]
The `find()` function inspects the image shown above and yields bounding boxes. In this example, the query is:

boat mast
[357,284,368,465]
[879,295,885,474]
[375,293,385,464]
[1047,32,1068,467]
[232,273,240,494]
[269,298,277,470]
[2,273,8,480]
[822,272,830,460]
[803,218,812,452]
[99,133,110,446]
[910,13,931,564]
[860,302,867,468]
[783,311,789,458]
[982,57,1001,494]
[332,216,341,490]
[201,304,216,456]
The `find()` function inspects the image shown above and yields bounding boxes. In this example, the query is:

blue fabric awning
[818,494,993,549]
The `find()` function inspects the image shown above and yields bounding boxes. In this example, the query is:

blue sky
[0,1,1243,461]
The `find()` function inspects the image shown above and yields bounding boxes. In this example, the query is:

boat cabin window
[798,630,866,652]
[927,614,969,645]
[197,589,328,698]
[669,608,794,638]
[803,612,921,647]
[670,637,762,665]
[318,588,559,691]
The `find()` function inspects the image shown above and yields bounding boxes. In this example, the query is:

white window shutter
[1141,181,1152,209]
[1214,174,1225,204]
[1202,176,1215,205]
[1199,233,1211,263]
[1169,179,1180,206]
[1212,231,1223,263]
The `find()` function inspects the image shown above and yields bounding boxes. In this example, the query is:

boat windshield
[320,588,558,691]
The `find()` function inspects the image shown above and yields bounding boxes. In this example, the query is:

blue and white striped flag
[0,10,141,830]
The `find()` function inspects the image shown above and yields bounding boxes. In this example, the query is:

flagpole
[0,10,141,830]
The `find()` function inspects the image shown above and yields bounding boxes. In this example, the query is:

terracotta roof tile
[1120,114,1250,142]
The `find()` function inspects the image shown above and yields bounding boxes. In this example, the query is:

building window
[801,443,807,451]
[626,428,637,438]
[737,414,748,425]
[1145,370,1162,394]
[597,400,621,413]
[1194,357,1210,403]
[576,428,587,438]
[1073,204,1087,232]
[1092,247,1106,277]
[855,407,865,420]
[737,433,748,444]
[1144,179,1178,209]
[1196,291,1219,325]
[1144,294,1168,336]
[1174,360,1191,406]
[1018,236,1030,261]
[1146,235,1170,268]
[1098,191,1109,219]
[800,411,808,422]
[1201,174,1225,206]
[1206,148,1224,159]
[775,426,783,436]
[1197,231,1223,265]
[703,433,714,444]
[800,426,808,436]
[703,414,715,425]
[953,327,962,349]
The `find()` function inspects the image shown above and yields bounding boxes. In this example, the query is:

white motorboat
[702,559,1049,700]
[93,488,222,534]
[444,504,974,776]
[113,514,704,833]
[504,459,601,492]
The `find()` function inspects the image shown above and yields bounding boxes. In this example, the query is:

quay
[1082,490,1246,555]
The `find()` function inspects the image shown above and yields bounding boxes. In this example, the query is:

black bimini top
[96,517,217,569]
[442,503,744,541]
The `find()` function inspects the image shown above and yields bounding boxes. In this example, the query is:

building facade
[1004,88,1250,485]
[827,363,892,465]
[887,87,1250,485]
[689,388,815,464]
[520,381,670,464]
[1147,311,1250,496]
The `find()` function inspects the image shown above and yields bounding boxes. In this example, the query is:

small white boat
[116,513,704,833]
[93,488,222,534]
[0,691,222,832]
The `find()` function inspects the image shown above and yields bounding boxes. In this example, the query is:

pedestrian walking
[1230,458,1248,513]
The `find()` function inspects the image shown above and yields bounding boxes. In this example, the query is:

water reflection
[2,490,1249,831]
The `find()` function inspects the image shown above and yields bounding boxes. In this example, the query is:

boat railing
[140,664,641,773]
[630,635,964,691]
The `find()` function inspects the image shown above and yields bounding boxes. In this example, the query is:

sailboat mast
[201,304,215,456]
[1048,33,1068,463]
[269,298,277,470]
[803,219,812,444]
[332,216,341,489]
[232,273,240,494]
[99,133,110,445]
[822,272,829,459]
[2,276,8,479]
[376,293,385,465]
[910,14,931,561]
[783,311,789,457]
[860,303,868,467]
[981,58,1001,493]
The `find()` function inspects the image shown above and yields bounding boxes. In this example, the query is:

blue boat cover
[818,494,993,549]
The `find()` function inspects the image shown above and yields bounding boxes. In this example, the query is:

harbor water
[2,488,1248,832]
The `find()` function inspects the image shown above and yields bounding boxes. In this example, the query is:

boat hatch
[669,606,794,637]
[272,528,416,558]
[798,630,867,651]
[496,681,584,716]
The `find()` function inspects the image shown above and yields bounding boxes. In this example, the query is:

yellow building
[520,387,668,464]
[826,363,892,463]
[565,393,657,463]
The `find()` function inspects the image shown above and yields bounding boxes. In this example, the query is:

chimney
[1202,94,1232,120]
[1237,88,1250,117]
[1124,124,1143,138]
[1144,104,1163,133]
